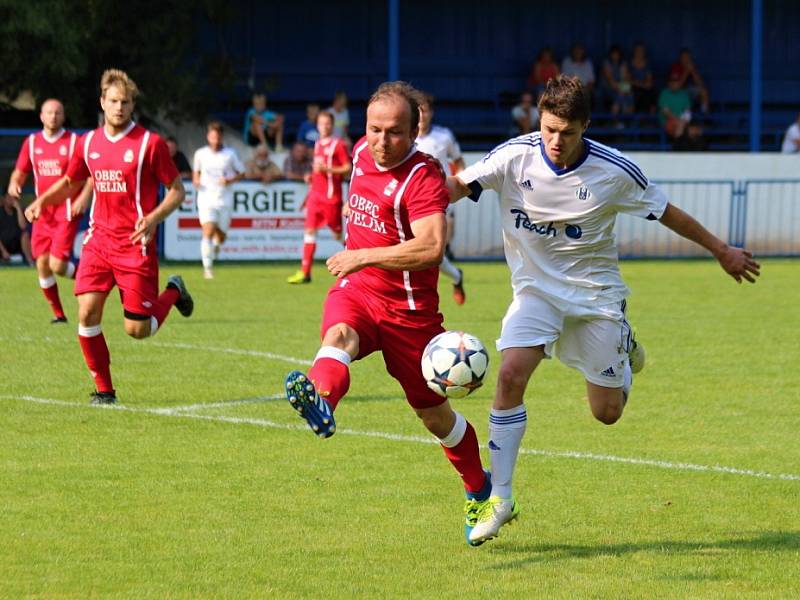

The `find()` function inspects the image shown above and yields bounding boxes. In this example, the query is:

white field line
[3,394,800,483]
[150,394,285,415]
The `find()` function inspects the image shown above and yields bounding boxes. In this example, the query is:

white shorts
[496,290,632,388]
[198,203,231,232]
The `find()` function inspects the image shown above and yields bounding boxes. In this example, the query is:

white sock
[64,262,76,278]
[623,361,632,397]
[201,237,214,270]
[439,255,461,283]
[149,315,159,337]
[39,276,57,289]
[439,412,467,447]
[314,345,352,366]
[212,241,220,259]
[488,404,527,499]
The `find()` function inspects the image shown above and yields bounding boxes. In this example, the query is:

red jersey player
[25,69,194,405]
[283,82,491,545]
[7,99,93,323]
[287,110,352,284]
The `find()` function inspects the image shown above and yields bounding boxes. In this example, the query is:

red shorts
[321,281,446,409]
[31,216,81,261]
[74,236,159,317]
[305,196,343,236]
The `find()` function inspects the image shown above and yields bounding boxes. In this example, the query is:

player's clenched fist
[24,199,42,223]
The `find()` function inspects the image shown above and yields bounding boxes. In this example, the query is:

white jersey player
[192,122,245,279]
[416,93,467,304]
[448,76,760,545]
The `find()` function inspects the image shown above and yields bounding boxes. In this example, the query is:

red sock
[151,286,180,329]
[441,419,487,493]
[308,356,350,411]
[78,329,113,393]
[301,242,317,276]
[40,280,65,319]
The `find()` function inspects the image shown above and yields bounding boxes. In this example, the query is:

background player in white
[448,76,760,544]
[192,121,245,279]
[415,92,467,304]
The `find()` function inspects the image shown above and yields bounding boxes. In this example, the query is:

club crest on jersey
[89,152,101,159]
[575,186,591,200]
[383,179,398,196]
[354,167,364,176]
[59,145,67,156]
[35,147,44,155]
[123,149,135,163]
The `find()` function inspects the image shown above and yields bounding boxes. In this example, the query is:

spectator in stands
[244,92,285,151]
[511,91,540,135]
[283,142,313,182]
[599,45,634,122]
[561,43,595,97]
[245,144,283,183]
[668,48,710,114]
[780,112,800,153]
[527,47,560,95]
[629,42,657,114]
[166,136,192,178]
[658,72,692,139]
[327,91,350,144]
[673,120,709,151]
[296,103,320,148]
[0,195,33,265]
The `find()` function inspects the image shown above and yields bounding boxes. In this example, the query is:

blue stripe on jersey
[482,134,541,162]
[588,150,648,190]
[585,140,648,186]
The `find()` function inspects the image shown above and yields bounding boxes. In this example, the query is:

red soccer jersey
[309,137,349,204]
[343,137,449,314]
[67,122,178,249]
[15,129,78,223]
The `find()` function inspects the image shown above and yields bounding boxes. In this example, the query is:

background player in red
[25,69,194,405]
[287,110,352,284]
[283,82,491,545]
[7,99,93,323]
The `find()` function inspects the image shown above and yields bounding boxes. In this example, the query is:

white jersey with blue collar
[458,133,668,306]
[415,124,462,177]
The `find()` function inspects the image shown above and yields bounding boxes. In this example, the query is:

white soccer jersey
[459,133,668,306]
[193,145,245,207]
[415,125,462,177]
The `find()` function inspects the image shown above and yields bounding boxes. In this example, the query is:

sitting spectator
[165,136,192,178]
[658,72,692,139]
[673,120,709,151]
[561,43,595,96]
[296,103,320,148]
[511,91,540,135]
[243,92,285,151]
[780,112,800,153]
[327,91,350,144]
[527,47,560,94]
[599,44,634,120]
[668,48,710,114]
[629,42,657,114]
[283,142,313,182]
[0,196,33,265]
[245,145,283,183]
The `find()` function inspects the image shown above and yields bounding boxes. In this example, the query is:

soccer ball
[421,331,489,399]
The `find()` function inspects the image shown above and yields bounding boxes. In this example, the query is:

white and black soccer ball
[421,330,489,399]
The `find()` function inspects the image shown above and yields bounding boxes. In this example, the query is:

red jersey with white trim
[15,129,78,223]
[67,123,178,248]
[343,137,449,314]
[309,137,349,204]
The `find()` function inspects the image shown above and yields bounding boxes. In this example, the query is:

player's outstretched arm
[659,202,761,283]
[24,176,86,223]
[446,175,471,204]
[326,212,446,278]
[131,176,185,244]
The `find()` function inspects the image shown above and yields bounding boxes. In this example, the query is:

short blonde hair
[100,69,139,101]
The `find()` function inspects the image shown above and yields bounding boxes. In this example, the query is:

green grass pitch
[1,259,798,598]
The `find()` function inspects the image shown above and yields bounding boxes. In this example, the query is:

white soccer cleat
[468,495,520,544]
[628,334,646,374]
[203,268,214,280]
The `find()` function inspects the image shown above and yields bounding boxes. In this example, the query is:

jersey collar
[374,143,418,172]
[103,120,136,143]
[540,137,589,176]
[42,129,66,143]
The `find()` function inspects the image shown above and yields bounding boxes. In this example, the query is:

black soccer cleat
[167,275,194,317]
[51,316,68,324]
[89,390,117,405]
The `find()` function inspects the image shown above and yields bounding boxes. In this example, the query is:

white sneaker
[468,495,519,544]
[203,268,214,280]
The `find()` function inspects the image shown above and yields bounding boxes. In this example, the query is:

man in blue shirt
[296,103,320,148]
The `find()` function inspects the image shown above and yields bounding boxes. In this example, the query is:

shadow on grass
[489,531,800,568]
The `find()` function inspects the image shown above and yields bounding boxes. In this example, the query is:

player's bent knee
[123,311,151,339]
[321,323,359,354]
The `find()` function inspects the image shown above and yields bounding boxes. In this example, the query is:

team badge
[575,186,591,200]
[59,145,67,156]
[354,167,364,176]
[35,147,44,155]
[123,149,135,163]
[89,152,101,159]
[383,179,398,196]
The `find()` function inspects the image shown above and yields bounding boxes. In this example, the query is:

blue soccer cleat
[464,469,492,546]
[285,370,336,439]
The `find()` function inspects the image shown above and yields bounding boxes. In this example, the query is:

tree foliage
[0,0,238,127]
